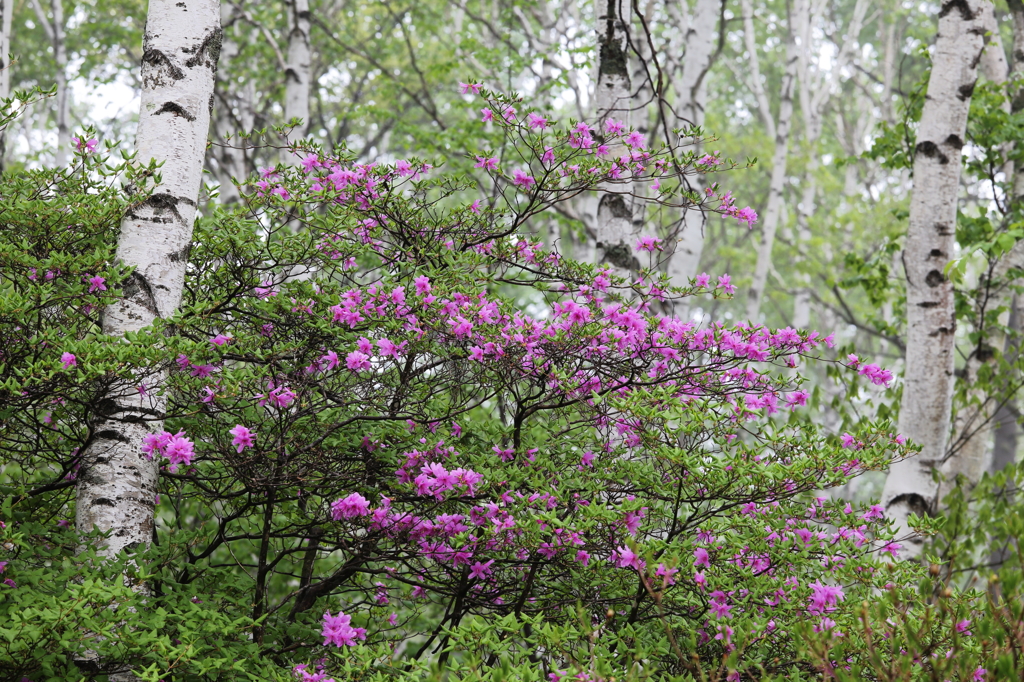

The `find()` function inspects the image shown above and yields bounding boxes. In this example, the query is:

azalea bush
[0,91,927,681]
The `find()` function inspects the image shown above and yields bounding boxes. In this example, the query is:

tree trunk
[942,11,1011,496]
[594,0,637,277]
[665,0,722,291]
[75,0,221,564]
[30,0,70,165]
[282,0,311,165]
[744,0,803,322]
[213,2,247,204]
[0,0,12,169]
[880,0,992,559]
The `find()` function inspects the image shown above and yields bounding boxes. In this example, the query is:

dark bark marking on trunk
[889,492,933,516]
[956,81,977,102]
[142,48,185,81]
[939,0,974,20]
[598,0,629,78]
[183,28,223,70]
[916,140,949,165]
[925,270,946,287]
[94,429,132,443]
[918,301,941,308]
[154,101,196,121]
[120,270,161,317]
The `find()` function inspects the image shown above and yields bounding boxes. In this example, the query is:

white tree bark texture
[942,11,1012,496]
[0,0,11,168]
[30,0,70,166]
[75,0,222,564]
[791,0,868,329]
[594,0,638,278]
[881,0,993,559]
[744,0,803,322]
[282,0,311,165]
[665,0,721,293]
[213,2,248,204]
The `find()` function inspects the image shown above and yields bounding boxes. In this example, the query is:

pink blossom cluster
[321,610,366,647]
[141,430,195,472]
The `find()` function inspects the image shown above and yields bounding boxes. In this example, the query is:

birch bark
[942,9,1011,494]
[792,0,868,328]
[213,2,250,204]
[664,0,722,290]
[744,0,803,322]
[987,0,1024,481]
[282,0,311,165]
[880,0,992,558]
[31,0,70,166]
[594,0,638,277]
[0,0,11,169]
[75,0,221,561]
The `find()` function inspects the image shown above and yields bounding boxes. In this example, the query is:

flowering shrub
[0,92,924,680]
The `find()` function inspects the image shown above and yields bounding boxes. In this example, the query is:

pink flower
[694,547,710,568]
[605,119,625,136]
[735,206,758,228]
[527,112,548,130]
[475,156,499,171]
[624,131,646,148]
[331,492,372,520]
[694,272,710,287]
[636,236,663,252]
[575,550,590,565]
[300,154,322,173]
[694,571,707,588]
[613,545,644,570]
[859,363,894,387]
[321,610,366,647]
[717,274,736,295]
[470,200,481,213]
[229,424,255,453]
[956,619,972,635]
[88,275,107,293]
[271,185,290,201]
[469,559,494,579]
[210,334,231,347]
[414,276,431,296]
[73,136,98,153]
[513,170,535,188]
[388,612,399,626]
[346,351,371,371]
[974,668,986,681]
[481,108,494,122]
[459,82,483,95]
[60,352,77,369]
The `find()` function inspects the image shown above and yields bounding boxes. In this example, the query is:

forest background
[3,0,1024,680]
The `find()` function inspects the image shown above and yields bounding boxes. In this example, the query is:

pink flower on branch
[229,424,255,453]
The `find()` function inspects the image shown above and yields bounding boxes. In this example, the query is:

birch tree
[75,0,221,558]
[594,0,638,276]
[30,0,70,166]
[880,0,993,557]
[282,0,311,164]
[0,0,11,168]
[743,0,804,322]
[664,0,723,289]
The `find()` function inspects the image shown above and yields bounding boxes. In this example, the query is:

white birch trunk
[744,0,803,322]
[213,2,246,204]
[281,0,311,165]
[51,0,69,166]
[594,0,637,277]
[942,10,1011,495]
[880,0,992,558]
[0,0,11,169]
[30,0,70,165]
[665,0,721,291]
[76,0,221,561]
